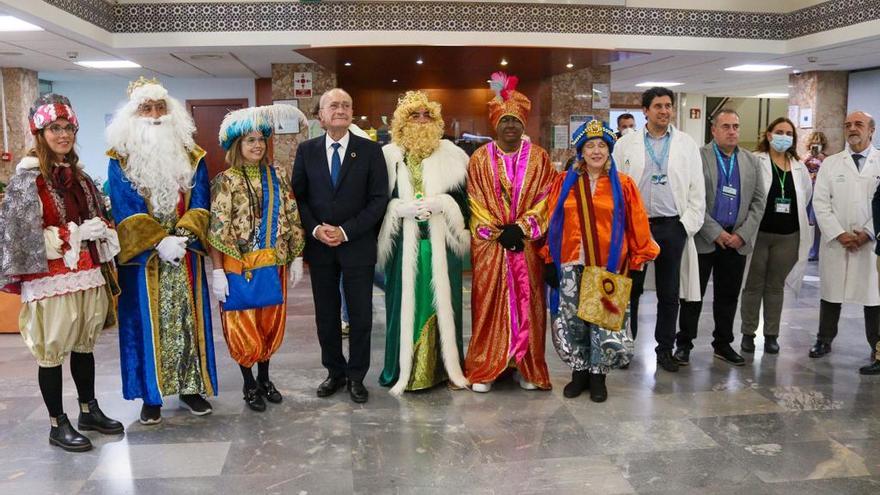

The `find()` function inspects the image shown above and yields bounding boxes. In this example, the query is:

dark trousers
[677,247,747,351]
[630,218,687,353]
[309,263,375,382]
[817,299,880,351]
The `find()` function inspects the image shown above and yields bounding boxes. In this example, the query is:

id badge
[651,173,668,185]
[722,185,737,197]
[775,198,791,213]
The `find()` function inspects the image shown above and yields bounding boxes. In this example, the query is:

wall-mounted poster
[592,83,610,109]
[569,114,594,141]
[788,105,799,124]
[293,72,312,98]
[272,99,301,134]
[553,125,569,150]
[800,107,813,129]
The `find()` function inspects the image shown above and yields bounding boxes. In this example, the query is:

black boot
[259,380,283,404]
[741,335,756,353]
[764,336,780,354]
[49,413,92,452]
[243,385,266,412]
[562,370,590,398]
[78,399,124,434]
[589,373,608,403]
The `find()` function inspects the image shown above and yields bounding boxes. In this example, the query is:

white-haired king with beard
[105,77,218,425]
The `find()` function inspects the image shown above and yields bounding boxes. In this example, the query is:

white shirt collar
[326,131,350,150]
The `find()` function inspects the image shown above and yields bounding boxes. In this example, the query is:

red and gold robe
[465,140,557,388]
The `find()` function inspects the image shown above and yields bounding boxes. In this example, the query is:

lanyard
[712,142,737,184]
[772,160,788,199]
[644,131,671,174]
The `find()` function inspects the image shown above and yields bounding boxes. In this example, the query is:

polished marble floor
[1,262,879,494]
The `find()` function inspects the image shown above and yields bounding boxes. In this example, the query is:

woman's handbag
[222,166,284,311]
[574,174,631,331]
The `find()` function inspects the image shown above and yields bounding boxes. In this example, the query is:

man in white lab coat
[810,111,880,373]
[612,87,705,373]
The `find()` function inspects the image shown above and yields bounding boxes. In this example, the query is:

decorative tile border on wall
[41,0,879,40]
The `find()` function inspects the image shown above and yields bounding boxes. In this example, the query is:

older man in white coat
[613,86,705,373]
[810,111,880,372]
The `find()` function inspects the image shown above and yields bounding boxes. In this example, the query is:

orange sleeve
[622,174,660,270]
[538,173,565,264]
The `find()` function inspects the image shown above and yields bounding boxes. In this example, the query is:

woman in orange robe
[465,73,557,392]
[543,120,659,402]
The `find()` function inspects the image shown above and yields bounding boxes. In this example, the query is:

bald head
[318,88,354,138]
[845,111,875,153]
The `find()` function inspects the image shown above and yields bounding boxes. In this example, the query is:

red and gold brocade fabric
[465,140,557,389]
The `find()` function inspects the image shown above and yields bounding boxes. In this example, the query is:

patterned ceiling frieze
[39,0,880,40]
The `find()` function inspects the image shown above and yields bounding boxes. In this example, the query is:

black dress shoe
[673,348,690,366]
[348,380,369,403]
[77,399,124,434]
[563,370,589,398]
[243,385,266,412]
[741,335,756,353]
[588,373,608,403]
[809,341,832,358]
[49,413,92,452]
[714,345,746,366]
[179,394,213,416]
[764,336,780,354]
[657,351,680,372]
[139,404,162,425]
[316,376,347,397]
[859,360,880,375]
[259,380,283,404]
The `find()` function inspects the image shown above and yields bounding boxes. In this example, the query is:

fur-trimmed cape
[377,139,470,395]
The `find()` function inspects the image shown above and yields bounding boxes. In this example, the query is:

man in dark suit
[292,88,389,403]
[865,181,880,374]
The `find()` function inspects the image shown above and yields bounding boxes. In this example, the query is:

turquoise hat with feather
[218,104,307,150]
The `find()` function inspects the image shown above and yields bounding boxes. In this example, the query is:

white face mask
[621,127,636,136]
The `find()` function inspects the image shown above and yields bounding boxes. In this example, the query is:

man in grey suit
[674,109,765,366]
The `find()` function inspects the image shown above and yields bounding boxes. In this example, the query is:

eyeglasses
[46,124,77,135]
[322,102,352,111]
[243,136,266,146]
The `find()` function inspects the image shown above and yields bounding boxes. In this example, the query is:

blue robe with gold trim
[107,147,217,406]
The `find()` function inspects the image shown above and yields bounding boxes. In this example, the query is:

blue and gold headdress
[218,104,307,150]
[571,119,617,162]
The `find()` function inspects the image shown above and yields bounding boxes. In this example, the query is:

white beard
[122,115,194,216]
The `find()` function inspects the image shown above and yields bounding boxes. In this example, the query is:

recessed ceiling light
[391,79,398,83]
[0,16,43,32]
[756,93,789,98]
[360,115,367,120]
[724,64,791,72]
[500,59,508,66]
[566,62,574,69]
[344,61,352,67]
[0,51,23,56]
[635,81,683,87]
[486,79,491,83]
[416,59,423,65]
[75,60,141,69]
[190,54,223,61]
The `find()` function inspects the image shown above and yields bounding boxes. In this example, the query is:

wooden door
[187,98,249,180]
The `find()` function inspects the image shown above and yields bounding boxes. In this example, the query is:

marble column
[789,71,848,157]
[548,66,611,165]
[271,63,336,179]
[0,67,38,185]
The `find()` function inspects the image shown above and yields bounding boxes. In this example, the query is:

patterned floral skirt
[550,265,632,374]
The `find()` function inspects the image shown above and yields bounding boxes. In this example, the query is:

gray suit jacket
[696,142,765,255]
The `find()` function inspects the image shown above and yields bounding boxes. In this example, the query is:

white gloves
[211,269,228,303]
[156,236,188,265]
[396,200,425,219]
[44,226,64,261]
[79,217,108,241]
[289,257,304,288]
[420,197,444,216]
[62,222,83,270]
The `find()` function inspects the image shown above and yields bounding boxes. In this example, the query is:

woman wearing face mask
[542,120,658,402]
[739,118,813,354]
[805,131,828,261]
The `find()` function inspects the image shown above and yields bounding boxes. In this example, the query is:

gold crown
[571,119,615,146]
[127,76,161,97]
[585,120,605,138]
